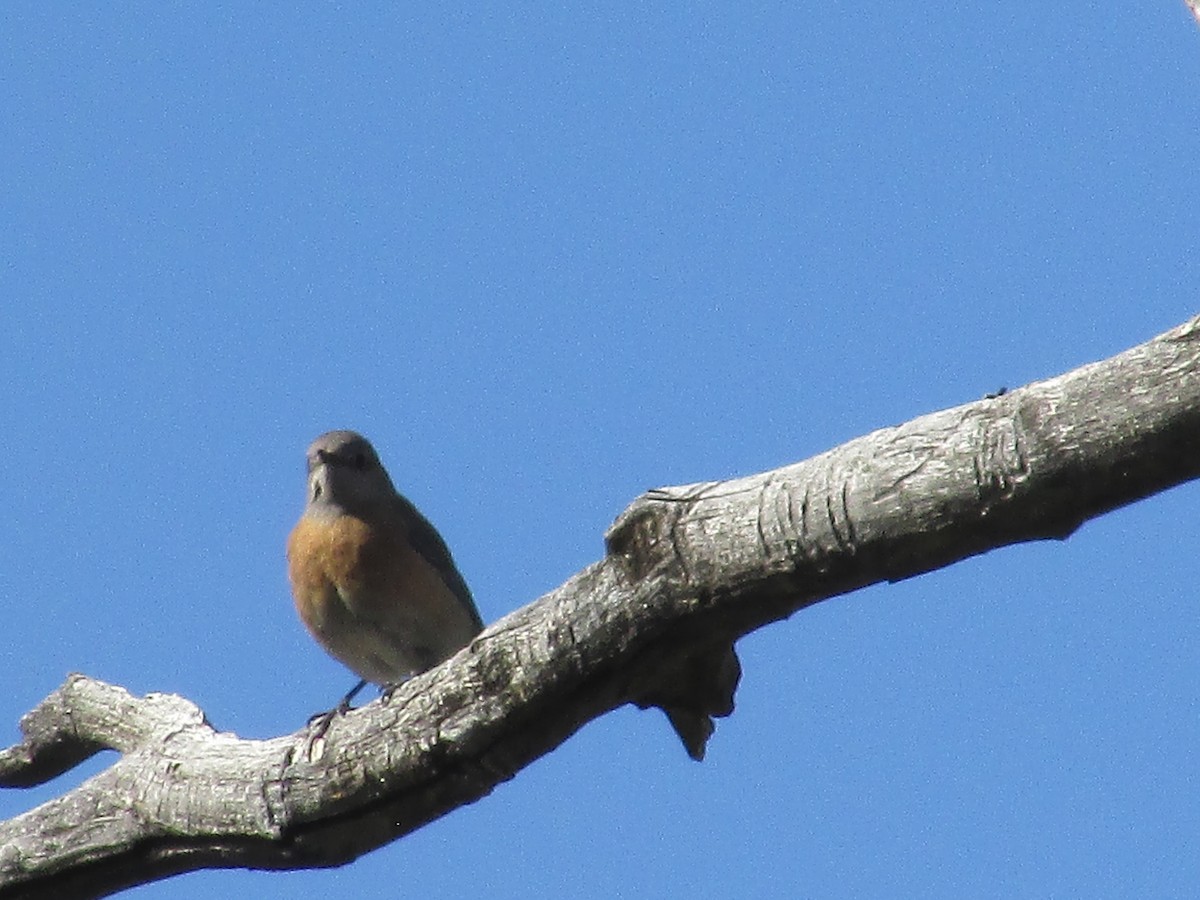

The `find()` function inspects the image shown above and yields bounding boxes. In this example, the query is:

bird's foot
[305,705,344,743]
[305,679,367,742]
[380,676,414,704]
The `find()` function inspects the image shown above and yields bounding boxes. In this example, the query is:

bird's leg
[306,679,368,740]
[337,678,369,710]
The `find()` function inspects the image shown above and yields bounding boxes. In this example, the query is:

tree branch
[2,315,1199,899]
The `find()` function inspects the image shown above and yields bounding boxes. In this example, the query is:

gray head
[303,430,397,515]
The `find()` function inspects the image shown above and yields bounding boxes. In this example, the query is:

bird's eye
[353,453,367,470]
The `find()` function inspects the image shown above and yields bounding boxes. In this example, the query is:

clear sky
[2,5,1198,898]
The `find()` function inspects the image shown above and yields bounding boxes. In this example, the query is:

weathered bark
[2,315,1198,899]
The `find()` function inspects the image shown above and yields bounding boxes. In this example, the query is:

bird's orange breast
[287,514,378,630]
[287,506,481,683]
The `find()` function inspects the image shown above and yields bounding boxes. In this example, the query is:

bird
[286,430,484,728]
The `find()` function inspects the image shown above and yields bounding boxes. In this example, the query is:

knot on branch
[628,640,742,762]
[605,497,672,582]
[605,485,743,761]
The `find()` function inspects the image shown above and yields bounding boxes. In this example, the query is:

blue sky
[2,4,1198,898]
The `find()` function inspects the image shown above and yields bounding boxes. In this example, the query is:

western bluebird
[287,430,484,718]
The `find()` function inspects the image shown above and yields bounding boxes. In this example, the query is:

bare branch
[2,315,1199,899]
